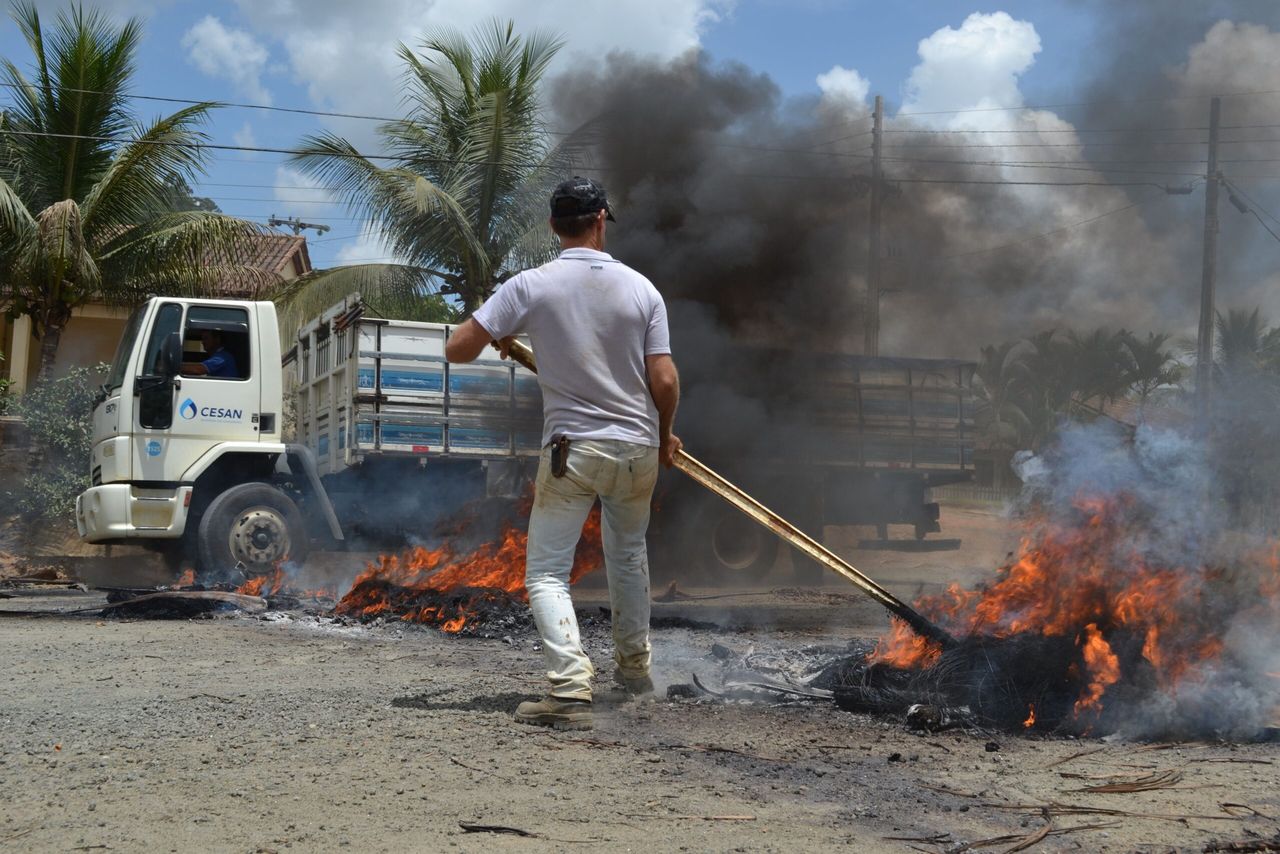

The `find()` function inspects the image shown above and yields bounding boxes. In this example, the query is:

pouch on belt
[550,435,571,478]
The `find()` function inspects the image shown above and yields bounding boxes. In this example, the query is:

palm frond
[0,174,38,244]
[3,2,141,208]
[80,103,217,234]
[95,211,271,305]
[274,263,456,333]
[290,133,486,274]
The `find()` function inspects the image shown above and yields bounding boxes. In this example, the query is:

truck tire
[698,500,779,584]
[197,483,309,579]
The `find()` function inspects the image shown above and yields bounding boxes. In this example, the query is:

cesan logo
[179,398,243,421]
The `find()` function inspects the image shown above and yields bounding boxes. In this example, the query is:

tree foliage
[975,326,1184,451]
[0,2,268,380]
[279,18,584,329]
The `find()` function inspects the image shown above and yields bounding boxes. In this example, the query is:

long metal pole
[500,339,957,649]
[1195,96,1221,429]
[865,94,884,357]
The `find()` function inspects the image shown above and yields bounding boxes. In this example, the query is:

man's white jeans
[525,438,659,701]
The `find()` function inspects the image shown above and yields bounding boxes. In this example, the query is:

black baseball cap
[550,176,616,221]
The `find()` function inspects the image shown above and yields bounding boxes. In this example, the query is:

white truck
[76,294,540,577]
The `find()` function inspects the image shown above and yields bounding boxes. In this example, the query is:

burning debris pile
[831,424,1280,740]
[332,502,603,636]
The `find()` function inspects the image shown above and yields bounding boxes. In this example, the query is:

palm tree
[1063,329,1130,413]
[972,341,1030,487]
[1214,308,1273,384]
[1016,329,1076,449]
[1120,330,1182,414]
[973,342,1029,445]
[281,19,576,327]
[0,2,267,380]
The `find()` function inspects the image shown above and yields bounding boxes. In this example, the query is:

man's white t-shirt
[472,248,670,448]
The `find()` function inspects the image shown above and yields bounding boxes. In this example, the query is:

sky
[0,0,1102,269]
[3,1,1280,355]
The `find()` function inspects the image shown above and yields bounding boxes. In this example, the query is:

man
[182,330,239,378]
[445,176,681,731]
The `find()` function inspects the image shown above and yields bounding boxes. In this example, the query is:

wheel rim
[711,512,766,572]
[228,506,292,567]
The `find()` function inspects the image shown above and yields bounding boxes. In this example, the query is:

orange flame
[234,564,336,600]
[1023,704,1036,728]
[872,493,1280,723]
[1073,624,1120,718]
[333,504,603,632]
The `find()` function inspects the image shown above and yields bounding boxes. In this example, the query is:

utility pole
[1195,96,1221,428]
[269,214,330,236]
[865,94,884,357]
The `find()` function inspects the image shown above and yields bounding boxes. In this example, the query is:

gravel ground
[3,508,1278,853]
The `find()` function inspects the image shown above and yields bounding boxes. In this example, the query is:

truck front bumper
[76,484,194,543]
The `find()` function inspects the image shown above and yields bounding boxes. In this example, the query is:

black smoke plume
[548,4,1280,356]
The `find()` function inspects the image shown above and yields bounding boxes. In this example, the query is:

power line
[0,126,876,176]
[887,177,1180,188]
[0,79,405,123]
[892,88,1280,118]
[884,125,1209,135]
[1222,178,1280,244]
[0,79,876,161]
[14,78,1280,154]
[884,123,1280,135]
[194,157,1214,195]
[1224,180,1280,228]
[928,197,1154,262]
[881,156,1205,179]
[0,122,1245,199]
[9,77,1280,126]
[1245,207,1280,244]
[884,137,1280,151]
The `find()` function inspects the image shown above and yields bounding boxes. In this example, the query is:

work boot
[513,695,593,730]
[612,669,655,697]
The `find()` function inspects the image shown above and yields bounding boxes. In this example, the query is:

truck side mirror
[157,332,183,379]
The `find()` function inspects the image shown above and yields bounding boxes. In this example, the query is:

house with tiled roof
[1,233,311,393]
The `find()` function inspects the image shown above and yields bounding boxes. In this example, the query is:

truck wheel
[698,501,779,584]
[197,483,309,578]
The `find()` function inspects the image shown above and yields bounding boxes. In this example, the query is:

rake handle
[498,338,957,649]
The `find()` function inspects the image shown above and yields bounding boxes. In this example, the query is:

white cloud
[1177,20,1280,96]
[273,166,330,206]
[181,15,273,106]
[232,122,257,149]
[335,228,401,265]
[873,11,1190,351]
[901,11,1040,116]
[229,0,728,137]
[26,0,176,16]
[816,64,869,104]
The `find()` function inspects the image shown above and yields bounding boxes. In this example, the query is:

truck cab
[76,297,331,577]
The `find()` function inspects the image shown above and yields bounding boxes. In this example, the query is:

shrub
[11,364,108,521]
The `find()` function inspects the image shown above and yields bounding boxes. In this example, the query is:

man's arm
[445,318,496,363]
[181,362,208,376]
[646,353,682,468]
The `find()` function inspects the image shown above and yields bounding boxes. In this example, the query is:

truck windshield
[105,306,147,391]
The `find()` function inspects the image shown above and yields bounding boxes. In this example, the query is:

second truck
[76,294,975,582]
